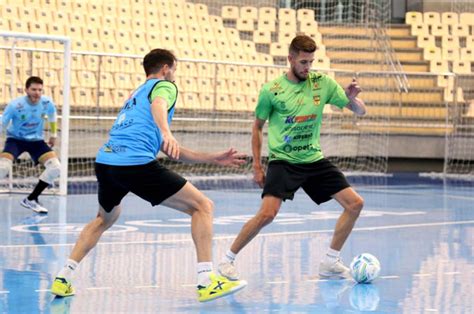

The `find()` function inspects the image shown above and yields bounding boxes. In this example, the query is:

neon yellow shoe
[197,273,247,302]
[51,277,75,297]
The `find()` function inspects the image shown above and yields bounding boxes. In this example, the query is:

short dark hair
[25,76,43,89]
[143,49,177,76]
[289,35,317,55]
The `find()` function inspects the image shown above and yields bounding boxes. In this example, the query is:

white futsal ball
[350,253,381,283]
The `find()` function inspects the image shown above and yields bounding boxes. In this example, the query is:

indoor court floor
[0,176,473,313]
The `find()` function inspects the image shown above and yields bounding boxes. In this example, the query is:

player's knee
[259,208,278,226]
[195,197,214,216]
[0,157,12,179]
[346,196,364,216]
[39,157,61,184]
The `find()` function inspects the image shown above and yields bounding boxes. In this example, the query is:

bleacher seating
[0,1,471,124]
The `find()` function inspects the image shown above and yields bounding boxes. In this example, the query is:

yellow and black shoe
[197,273,247,302]
[51,277,75,297]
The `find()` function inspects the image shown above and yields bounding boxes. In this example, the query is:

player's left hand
[345,78,362,99]
[213,148,246,168]
[48,137,56,147]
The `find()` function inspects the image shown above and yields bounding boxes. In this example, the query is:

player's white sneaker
[217,261,240,281]
[319,258,351,279]
[21,198,48,214]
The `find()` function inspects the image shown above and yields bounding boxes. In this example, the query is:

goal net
[442,2,474,180]
[1,0,393,196]
[0,31,71,195]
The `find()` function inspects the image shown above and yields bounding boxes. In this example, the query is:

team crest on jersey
[313,95,321,106]
[269,82,282,93]
[20,114,26,120]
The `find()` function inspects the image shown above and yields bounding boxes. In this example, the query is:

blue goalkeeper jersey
[96,79,177,166]
[1,95,56,141]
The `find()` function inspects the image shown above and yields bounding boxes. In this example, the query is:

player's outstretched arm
[345,78,366,116]
[176,146,246,167]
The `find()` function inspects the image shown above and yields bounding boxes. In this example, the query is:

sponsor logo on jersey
[22,122,39,128]
[111,114,134,130]
[103,143,126,153]
[282,133,312,143]
[284,114,317,124]
[283,124,314,132]
[282,143,319,153]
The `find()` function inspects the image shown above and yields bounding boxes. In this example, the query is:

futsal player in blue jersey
[0,76,61,213]
[51,49,248,302]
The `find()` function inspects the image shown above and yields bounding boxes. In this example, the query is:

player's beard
[292,68,308,82]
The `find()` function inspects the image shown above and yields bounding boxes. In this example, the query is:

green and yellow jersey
[255,72,349,164]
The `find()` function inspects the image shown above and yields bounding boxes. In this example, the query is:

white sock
[224,249,237,264]
[197,262,213,287]
[324,248,340,263]
[56,259,78,280]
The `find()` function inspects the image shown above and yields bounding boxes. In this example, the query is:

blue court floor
[0,176,473,313]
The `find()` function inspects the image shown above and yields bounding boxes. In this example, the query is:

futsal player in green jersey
[219,35,367,280]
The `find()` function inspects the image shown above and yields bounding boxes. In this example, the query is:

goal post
[0,31,71,195]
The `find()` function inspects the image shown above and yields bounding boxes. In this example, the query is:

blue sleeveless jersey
[96,79,176,165]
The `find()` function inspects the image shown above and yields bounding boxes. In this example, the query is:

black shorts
[95,160,187,212]
[2,137,52,164]
[263,158,350,204]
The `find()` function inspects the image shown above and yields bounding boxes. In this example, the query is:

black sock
[27,180,50,201]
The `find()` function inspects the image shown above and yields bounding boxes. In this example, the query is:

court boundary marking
[1,219,473,249]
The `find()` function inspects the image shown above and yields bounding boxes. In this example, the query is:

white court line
[444,272,461,275]
[413,273,432,277]
[135,285,160,289]
[425,309,438,312]
[0,291,9,294]
[35,289,50,292]
[357,188,474,201]
[1,220,474,249]
[306,278,353,282]
[379,275,399,279]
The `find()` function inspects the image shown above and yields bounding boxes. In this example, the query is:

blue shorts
[2,138,52,164]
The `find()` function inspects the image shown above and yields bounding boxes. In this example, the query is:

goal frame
[0,31,71,195]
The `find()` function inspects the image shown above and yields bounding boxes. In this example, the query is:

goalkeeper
[0,76,60,214]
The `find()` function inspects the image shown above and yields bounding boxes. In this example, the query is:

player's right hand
[162,132,180,160]
[253,167,266,188]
